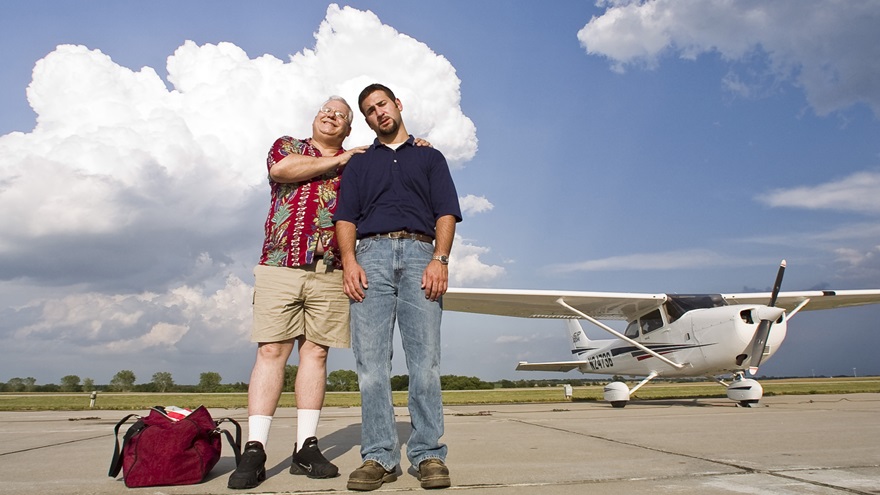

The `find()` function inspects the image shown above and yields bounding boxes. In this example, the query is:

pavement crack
[0,434,109,457]
[509,418,877,495]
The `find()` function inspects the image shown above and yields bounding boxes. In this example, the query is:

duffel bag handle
[107,413,143,478]
[215,417,243,466]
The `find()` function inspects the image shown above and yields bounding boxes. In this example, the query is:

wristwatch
[431,254,449,265]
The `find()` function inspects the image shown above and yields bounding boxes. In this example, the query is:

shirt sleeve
[267,136,305,175]
[333,156,361,225]
[429,151,463,223]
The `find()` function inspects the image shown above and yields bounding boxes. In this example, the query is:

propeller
[746,260,786,375]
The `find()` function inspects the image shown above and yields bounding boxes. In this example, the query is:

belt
[370,230,434,243]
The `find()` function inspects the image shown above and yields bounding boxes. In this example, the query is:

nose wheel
[725,372,763,407]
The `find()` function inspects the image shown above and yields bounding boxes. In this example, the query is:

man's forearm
[433,215,456,256]
[336,220,358,265]
[270,154,344,183]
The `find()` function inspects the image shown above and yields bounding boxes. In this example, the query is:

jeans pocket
[415,239,434,255]
[356,237,373,255]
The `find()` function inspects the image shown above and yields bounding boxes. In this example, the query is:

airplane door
[642,307,708,369]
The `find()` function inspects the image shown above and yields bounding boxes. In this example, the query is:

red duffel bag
[108,405,241,488]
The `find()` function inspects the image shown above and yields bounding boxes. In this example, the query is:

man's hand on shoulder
[341,145,369,163]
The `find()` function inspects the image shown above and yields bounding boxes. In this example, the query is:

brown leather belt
[371,230,434,243]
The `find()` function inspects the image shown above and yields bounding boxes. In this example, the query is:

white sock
[248,415,273,447]
[296,409,321,449]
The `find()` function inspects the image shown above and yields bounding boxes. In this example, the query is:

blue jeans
[350,237,447,470]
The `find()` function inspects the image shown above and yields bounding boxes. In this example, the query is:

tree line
[1,367,612,393]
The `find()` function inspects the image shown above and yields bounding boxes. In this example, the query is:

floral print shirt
[259,136,344,268]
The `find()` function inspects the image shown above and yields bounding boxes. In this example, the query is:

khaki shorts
[252,263,350,347]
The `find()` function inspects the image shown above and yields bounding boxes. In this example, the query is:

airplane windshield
[664,294,726,323]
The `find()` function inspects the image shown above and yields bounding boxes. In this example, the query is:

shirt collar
[371,135,415,149]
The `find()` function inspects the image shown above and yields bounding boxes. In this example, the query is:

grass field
[1,377,877,411]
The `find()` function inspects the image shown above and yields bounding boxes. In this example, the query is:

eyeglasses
[319,107,349,123]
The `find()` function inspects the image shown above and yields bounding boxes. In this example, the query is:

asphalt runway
[1,393,879,494]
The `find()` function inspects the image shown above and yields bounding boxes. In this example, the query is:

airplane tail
[516,319,593,373]
[567,319,593,354]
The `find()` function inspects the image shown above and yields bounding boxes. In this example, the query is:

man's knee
[256,340,295,362]
[298,339,330,364]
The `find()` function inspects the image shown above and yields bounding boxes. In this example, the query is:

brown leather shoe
[347,460,397,491]
[418,458,451,489]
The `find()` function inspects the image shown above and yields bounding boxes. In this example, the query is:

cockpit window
[641,309,664,334]
[624,320,640,338]
[625,308,664,337]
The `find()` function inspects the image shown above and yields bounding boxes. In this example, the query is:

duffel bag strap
[215,417,242,466]
[108,413,143,478]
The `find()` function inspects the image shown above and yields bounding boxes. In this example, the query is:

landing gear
[603,372,658,408]
[723,372,763,407]
[603,381,630,408]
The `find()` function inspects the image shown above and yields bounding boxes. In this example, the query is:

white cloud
[14,274,252,352]
[449,235,505,286]
[495,335,533,344]
[578,0,880,116]
[459,194,494,216]
[556,249,764,272]
[0,4,491,382]
[761,170,880,215]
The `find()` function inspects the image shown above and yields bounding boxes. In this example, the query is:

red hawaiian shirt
[258,136,344,268]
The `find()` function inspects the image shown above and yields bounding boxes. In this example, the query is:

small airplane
[444,261,880,407]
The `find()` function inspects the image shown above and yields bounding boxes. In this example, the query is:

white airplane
[443,261,880,407]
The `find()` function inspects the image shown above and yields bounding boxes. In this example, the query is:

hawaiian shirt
[258,136,344,268]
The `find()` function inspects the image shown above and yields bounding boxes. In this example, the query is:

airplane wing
[722,289,880,312]
[516,361,586,372]
[443,288,667,321]
[444,287,880,321]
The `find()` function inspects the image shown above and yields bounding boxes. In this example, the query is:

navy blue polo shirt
[334,136,462,238]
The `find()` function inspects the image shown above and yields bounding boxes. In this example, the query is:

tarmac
[1,393,879,494]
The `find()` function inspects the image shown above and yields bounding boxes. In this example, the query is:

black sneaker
[227,441,267,489]
[289,436,339,478]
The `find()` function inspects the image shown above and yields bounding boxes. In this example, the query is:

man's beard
[376,117,399,136]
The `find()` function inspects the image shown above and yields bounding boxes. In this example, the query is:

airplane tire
[610,401,627,408]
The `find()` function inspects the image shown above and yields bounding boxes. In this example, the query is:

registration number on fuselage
[587,351,614,370]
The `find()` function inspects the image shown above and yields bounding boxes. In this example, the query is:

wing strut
[786,298,811,319]
[629,371,659,395]
[555,298,685,370]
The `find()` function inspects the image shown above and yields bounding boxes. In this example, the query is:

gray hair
[322,95,354,123]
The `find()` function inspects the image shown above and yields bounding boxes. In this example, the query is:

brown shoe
[418,458,451,489]
[347,460,397,491]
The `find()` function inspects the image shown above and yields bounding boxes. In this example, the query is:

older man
[228,96,364,489]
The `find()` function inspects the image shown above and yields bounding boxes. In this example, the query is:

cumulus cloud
[459,194,494,216]
[13,274,251,349]
[0,4,486,382]
[760,170,880,215]
[578,0,880,116]
[449,235,505,286]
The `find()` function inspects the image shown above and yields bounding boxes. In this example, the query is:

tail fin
[567,319,593,354]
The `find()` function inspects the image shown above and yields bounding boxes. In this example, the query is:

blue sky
[1,1,879,386]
